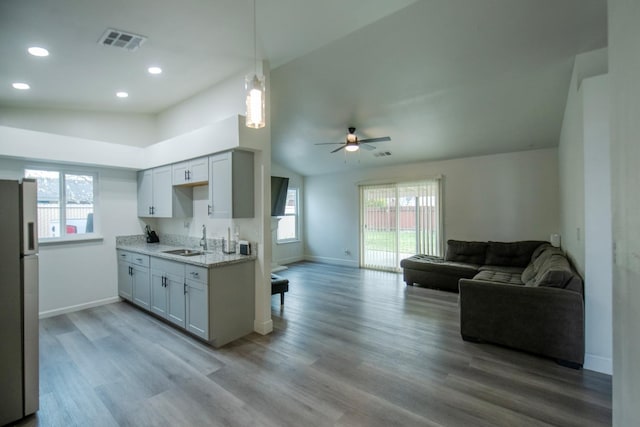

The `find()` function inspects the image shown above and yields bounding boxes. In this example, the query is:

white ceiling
[0,0,607,176]
[0,0,416,112]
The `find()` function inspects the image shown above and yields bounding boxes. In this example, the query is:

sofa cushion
[401,255,480,276]
[479,265,525,275]
[473,270,524,285]
[445,240,488,265]
[485,241,547,268]
[526,253,578,289]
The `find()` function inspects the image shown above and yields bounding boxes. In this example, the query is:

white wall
[557,49,612,374]
[0,106,156,146]
[558,48,608,276]
[609,1,640,424]
[305,148,559,267]
[271,162,305,265]
[583,75,613,375]
[0,157,142,317]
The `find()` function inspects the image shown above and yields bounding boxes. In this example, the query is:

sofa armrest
[459,279,584,365]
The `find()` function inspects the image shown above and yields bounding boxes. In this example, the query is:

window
[25,168,97,240]
[360,179,442,271]
[277,188,299,242]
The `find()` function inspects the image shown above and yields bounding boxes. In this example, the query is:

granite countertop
[116,236,256,268]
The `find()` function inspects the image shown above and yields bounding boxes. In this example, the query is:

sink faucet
[200,224,208,251]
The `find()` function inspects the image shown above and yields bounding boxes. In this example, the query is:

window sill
[276,239,301,245]
[39,235,104,246]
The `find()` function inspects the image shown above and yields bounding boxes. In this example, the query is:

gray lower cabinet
[185,265,209,339]
[118,251,150,308]
[117,250,255,347]
[151,258,186,328]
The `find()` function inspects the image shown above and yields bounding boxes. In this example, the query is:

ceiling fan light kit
[317,127,391,154]
[245,0,266,129]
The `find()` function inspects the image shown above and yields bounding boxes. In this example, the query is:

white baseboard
[279,255,305,265]
[304,255,359,268]
[254,318,273,335]
[584,353,613,375]
[39,296,121,319]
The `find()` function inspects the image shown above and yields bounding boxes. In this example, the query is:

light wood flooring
[17,261,611,426]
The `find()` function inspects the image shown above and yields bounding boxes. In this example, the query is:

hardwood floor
[17,261,611,426]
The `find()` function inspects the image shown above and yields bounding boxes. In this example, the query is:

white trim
[254,318,273,335]
[584,354,613,375]
[278,255,305,265]
[305,255,359,268]
[39,296,120,319]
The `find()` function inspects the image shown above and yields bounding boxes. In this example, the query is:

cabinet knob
[208,204,212,215]
[184,283,187,295]
[184,170,187,181]
[187,170,191,180]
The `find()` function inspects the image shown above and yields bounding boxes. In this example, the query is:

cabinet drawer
[151,257,185,277]
[130,254,150,268]
[186,265,207,283]
[117,250,130,263]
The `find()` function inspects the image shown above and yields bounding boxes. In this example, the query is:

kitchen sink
[162,249,205,257]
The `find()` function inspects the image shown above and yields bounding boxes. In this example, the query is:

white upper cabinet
[172,157,209,186]
[137,165,193,218]
[208,150,254,219]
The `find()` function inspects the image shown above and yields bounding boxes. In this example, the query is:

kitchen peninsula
[116,235,256,347]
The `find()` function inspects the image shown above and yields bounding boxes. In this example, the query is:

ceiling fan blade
[360,143,376,151]
[331,145,346,153]
[314,142,345,145]
[359,136,391,143]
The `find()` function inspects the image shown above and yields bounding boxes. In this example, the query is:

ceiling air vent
[98,28,147,51]
[374,151,392,158]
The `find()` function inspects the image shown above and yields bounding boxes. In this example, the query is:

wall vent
[98,28,147,51]
[374,151,392,158]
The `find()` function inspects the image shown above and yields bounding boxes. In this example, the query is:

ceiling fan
[315,127,391,153]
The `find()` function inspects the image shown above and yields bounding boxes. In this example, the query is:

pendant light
[245,0,266,129]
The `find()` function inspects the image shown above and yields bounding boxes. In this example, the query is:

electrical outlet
[344,248,351,255]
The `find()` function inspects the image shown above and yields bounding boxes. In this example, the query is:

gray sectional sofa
[400,240,585,368]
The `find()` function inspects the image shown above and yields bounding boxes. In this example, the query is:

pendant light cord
[253,0,257,75]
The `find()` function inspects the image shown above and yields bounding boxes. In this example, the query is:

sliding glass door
[360,180,442,271]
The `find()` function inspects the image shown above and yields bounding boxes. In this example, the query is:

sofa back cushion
[485,241,548,268]
[445,240,487,265]
[524,252,583,292]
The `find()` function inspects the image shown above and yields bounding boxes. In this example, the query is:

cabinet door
[137,170,153,217]
[132,264,151,310]
[167,276,186,328]
[172,161,189,186]
[188,157,209,184]
[209,152,231,218]
[152,166,173,218]
[117,259,132,301]
[150,270,167,317]
[186,280,208,339]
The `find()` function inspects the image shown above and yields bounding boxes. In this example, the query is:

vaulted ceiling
[0,0,607,176]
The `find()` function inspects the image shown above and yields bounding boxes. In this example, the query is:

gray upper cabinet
[208,150,254,218]
[137,165,193,218]
[172,157,209,186]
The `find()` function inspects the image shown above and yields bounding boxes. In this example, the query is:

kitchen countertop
[116,242,256,268]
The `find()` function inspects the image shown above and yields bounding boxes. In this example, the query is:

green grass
[364,230,437,253]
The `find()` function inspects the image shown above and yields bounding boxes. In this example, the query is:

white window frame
[276,187,300,244]
[25,166,100,243]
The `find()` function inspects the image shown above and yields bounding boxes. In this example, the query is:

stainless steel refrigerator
[0,179,39,425]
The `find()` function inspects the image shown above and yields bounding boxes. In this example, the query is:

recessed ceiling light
[116,91,129,98]
[147,66,162,75]
[28,46,49,57]
[12,82,30,90]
